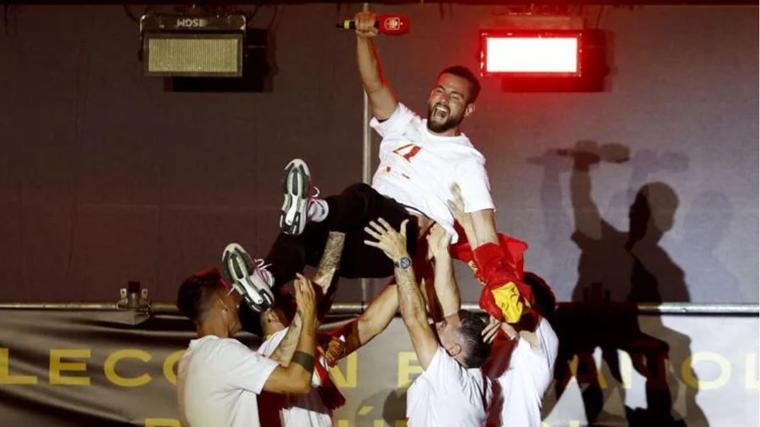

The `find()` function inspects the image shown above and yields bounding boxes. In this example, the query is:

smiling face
[426,73,475,135]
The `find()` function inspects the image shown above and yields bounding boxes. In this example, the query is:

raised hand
[321,336,346,367]
[447,183,477,246]
[294,273,317,324]
[426,223,451,260]
[481,315,521,344]
[354,11,379,38]
[363,218,409,262]
[447,184,470,227]
[481,316,502,344]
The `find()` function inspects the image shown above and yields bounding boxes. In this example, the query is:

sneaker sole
[222,243,255,284]
[221,243,275,312]
[279,159,310,236]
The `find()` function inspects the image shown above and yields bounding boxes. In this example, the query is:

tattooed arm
[364,218,439,370]
[269,231,346,365]
[314,231,345,318]
[267,313,303,366]
[263,275,317,394]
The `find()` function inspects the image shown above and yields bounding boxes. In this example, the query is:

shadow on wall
[672,191,742,302]
[537,140,708,426]
[339,139,727,426]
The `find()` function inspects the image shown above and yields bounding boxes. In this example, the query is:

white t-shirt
[370,103,494,243]
[486,318,559,427]
[177,335,279,427]
[406,346,492,427]
[257,328,333,427]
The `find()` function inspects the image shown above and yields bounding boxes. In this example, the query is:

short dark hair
[458,310,492,368]
[176,268,226,325]
[523,272,556,321]
[439,66,481,103]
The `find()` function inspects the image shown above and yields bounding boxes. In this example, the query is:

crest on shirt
[393,143,422,162]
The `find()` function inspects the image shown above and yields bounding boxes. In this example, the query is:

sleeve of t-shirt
[255,328,288,357]
[369,103,418,138]
[219,339,280,394]
[455,160,495,213]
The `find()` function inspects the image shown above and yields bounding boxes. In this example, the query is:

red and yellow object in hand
[451,230,535,324]
[483,280,526,324]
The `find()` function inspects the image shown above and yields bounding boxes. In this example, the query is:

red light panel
[480,30,585,78]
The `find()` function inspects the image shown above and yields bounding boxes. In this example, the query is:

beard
[427,103,464,133]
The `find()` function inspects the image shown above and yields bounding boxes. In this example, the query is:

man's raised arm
[427,224,461,317]
[364,218,438,369]
[268,231,346,365]
[262,275,317,394]
[354,11,398,120]
[323,281,399,366]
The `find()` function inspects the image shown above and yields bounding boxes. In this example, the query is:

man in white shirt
[443,187,557,426]
[255,306,344,427]
[241,231,347,427]
[484,272,559,427]
[176,268,319,427]
[365,220,492,427]
[268,11,535,328]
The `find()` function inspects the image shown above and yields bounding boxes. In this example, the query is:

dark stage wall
[0,4,757,304]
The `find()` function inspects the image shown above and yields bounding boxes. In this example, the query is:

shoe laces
[306,187,323,214]
[310,186,321,200]
[253,257,271,272]
[253,258,274,286]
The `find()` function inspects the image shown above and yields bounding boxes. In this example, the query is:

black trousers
[265,183,418,288]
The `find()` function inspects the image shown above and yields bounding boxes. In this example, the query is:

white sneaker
[221,243,275,313]
[279,159,327,235]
